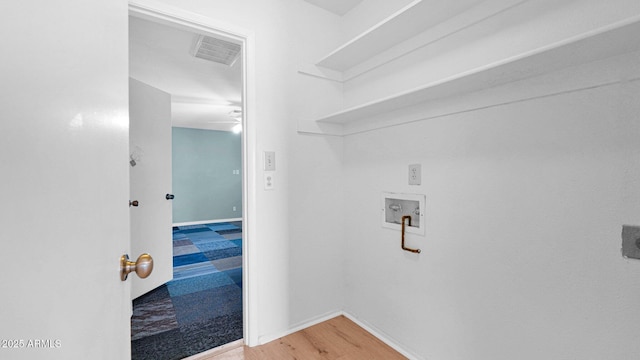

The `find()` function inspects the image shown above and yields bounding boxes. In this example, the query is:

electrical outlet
[264,172,274,190]
[408,164,421,185]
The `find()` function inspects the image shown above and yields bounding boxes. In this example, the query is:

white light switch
[264,151,276,171]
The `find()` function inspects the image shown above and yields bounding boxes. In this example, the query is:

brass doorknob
[120,253,153,281]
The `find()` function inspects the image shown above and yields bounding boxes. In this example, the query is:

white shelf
[305,17,640,135]
[316,0,483,72]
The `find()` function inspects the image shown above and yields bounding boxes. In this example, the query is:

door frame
[128,0,258,347]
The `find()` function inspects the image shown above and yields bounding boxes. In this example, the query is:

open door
[0,1,132,358]
[129,78,174,299]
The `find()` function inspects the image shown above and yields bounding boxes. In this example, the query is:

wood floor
[198,316,407,360]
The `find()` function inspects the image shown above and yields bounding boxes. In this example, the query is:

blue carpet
[131,222,243,360]
[171,285,242,326]
[207,224,240,232]
[231,239,242,248]
[204,247,242,261]
[173,252,209,267]
[180,228,213,234]
[195,240,237,252]
[223,268,243,288]
[187,230,226,239]
[167,272,236,297]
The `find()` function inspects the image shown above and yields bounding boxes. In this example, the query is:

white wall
[336,1,640,359]
[336,0,640,352]
[343,78,640,359]
[149,0,345,342]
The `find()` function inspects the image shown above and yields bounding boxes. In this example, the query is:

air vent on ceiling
[192,35,241,66]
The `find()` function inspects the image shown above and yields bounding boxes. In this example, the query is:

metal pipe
[401,215,421,254]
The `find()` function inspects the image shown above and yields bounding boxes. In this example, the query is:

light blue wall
[172,127,242,223]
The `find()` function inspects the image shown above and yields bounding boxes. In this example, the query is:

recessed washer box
[381,192,425,235]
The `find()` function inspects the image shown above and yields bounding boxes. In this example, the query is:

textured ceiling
[129,16,242,131]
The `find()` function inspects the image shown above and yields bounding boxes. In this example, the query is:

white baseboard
[256,310,421,359]
[173,218,242,227]
[257,310,343,345]
[342,311,422,360]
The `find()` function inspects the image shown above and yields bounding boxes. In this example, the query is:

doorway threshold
[183,339,244,360]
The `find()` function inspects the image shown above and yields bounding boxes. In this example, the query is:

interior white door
[0,1,132,359]
[129,78,174,299]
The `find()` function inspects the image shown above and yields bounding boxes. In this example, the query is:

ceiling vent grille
[192,35,241,66]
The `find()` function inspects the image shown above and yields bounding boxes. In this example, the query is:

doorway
[128,3,254,358]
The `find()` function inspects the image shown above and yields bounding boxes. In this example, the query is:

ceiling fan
[206,109,242,133]
[206,109,241,123]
